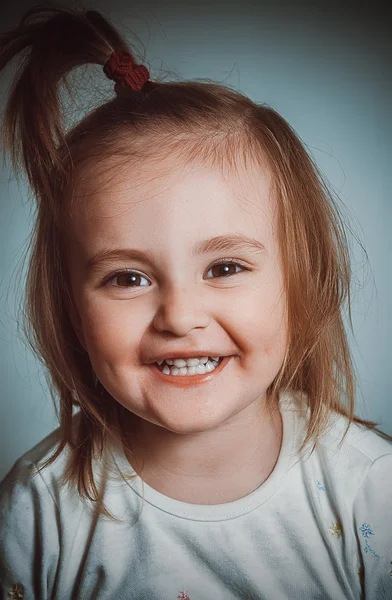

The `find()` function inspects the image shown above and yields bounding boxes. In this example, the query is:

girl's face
[68,156,287,435]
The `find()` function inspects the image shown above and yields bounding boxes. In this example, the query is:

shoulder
[282,391,392,494]
[284,390,392,468]
[338,425,392,597]
[320,410,392,485]
[0,416,86,595]
[325,409,392,462]
[0,413,82,510]
[0,411,128,519]
[325,414,392,505]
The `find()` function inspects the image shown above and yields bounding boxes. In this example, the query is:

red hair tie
[103,50,150,93]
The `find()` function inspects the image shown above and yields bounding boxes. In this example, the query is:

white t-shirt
[1,391,392,599]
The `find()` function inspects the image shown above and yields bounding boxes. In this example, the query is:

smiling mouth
[151,356,230,385]
[156,356,223,376]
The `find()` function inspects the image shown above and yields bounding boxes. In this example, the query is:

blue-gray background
[0,0,391,480]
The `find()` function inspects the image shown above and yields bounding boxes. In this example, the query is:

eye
[205,260,247,279]
[104,260,248,288]
[106,270,150,288]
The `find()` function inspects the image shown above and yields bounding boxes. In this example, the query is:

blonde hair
[1,5,389,520]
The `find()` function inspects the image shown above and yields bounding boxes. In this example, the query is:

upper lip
[147,352,229,364]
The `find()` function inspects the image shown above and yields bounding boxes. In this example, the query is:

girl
[0,5,391,600]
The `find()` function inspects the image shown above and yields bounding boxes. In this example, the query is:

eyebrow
[86,234,265,272]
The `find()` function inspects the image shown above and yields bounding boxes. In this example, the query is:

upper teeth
[157,356,220,367]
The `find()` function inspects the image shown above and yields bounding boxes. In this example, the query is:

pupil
[214,264,233,277]
[117,273,140,286]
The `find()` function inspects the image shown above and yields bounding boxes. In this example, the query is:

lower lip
[149,356,231,387]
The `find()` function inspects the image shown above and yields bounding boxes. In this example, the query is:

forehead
[69,155,276,251]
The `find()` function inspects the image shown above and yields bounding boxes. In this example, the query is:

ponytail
[0,5,133,215]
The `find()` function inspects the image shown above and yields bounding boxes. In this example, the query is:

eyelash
[105,259,249,289]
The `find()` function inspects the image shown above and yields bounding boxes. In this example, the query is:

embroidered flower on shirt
[360,523,374,538]
[359,523,380,558]
[316,480,325,491]
[8,584,24,599]
[177,592,191,600]
[330,521,342,538]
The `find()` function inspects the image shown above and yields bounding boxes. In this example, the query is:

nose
[152,283,211,336]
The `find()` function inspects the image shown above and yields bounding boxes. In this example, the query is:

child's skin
[67,155,286,504]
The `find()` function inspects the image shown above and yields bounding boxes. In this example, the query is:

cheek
[78,296,150,360]
[244,305,287,380]
[227,283,287,348]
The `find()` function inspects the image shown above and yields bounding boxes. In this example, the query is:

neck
[123,398,283,505]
